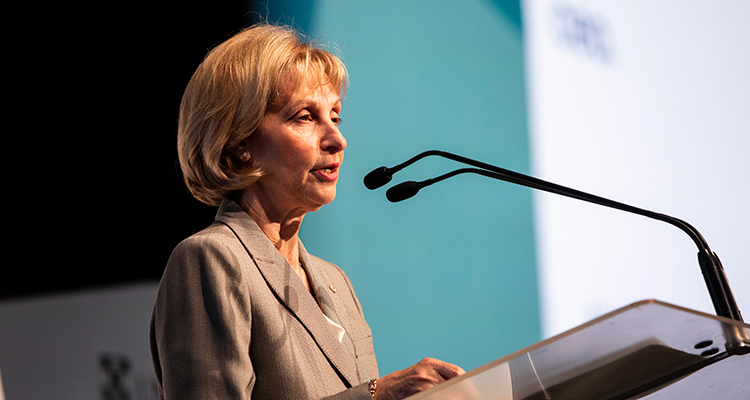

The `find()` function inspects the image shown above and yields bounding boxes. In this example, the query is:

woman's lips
[311,163,340,181]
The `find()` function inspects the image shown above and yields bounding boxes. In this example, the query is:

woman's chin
[301,189,337,213]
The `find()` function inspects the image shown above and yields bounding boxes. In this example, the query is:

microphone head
[364,166,392,190]
[386,181,421,202]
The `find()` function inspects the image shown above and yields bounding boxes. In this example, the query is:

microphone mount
[366,150,748,354]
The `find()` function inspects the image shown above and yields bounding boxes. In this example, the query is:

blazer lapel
[299,245,359,373]
[214,199,359,387]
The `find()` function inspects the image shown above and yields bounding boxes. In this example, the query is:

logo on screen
[551,2,613,63]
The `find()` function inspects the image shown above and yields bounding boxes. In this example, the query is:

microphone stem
[482,168,744,324]
[402,152,745,330]
[404,151,710,249]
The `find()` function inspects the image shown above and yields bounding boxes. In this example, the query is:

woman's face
[245,74,347,217]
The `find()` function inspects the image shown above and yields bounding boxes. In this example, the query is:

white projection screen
[523,0,750,337]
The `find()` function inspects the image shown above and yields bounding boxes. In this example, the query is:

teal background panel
[258,0,540,374]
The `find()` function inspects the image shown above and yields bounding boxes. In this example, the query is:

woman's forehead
[272,70,340,109]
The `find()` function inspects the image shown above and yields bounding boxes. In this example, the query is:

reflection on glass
[408,300,750,400]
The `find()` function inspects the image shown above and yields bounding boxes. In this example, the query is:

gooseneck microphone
[364,150,522,190]
[385,168,531,202]
[365,150,748,354]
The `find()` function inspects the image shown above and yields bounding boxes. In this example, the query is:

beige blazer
[150,199,379,399]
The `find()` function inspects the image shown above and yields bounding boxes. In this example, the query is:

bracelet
[368,378,377,399]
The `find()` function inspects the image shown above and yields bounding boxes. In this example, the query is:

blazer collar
[214,198,359,387]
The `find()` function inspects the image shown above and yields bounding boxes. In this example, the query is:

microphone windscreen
[386,181,421,202]
[364,167,392,190]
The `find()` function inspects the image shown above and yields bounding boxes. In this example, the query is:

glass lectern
[408,300,750,400]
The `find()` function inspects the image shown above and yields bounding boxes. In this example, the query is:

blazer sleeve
[151,232,256,399]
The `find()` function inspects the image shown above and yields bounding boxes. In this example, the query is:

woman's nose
[321,122,347,153]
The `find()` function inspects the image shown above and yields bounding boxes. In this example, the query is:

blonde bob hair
[177,23,348,206]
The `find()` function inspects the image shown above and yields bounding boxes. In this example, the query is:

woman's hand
[374,357,465,400]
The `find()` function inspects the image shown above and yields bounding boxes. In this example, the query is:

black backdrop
[4,2,258,300]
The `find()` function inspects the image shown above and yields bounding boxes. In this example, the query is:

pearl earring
[242,152,249,160]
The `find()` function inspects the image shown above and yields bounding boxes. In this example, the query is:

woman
[150,24,464,400]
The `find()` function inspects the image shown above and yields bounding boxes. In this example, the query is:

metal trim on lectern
[407,300,750,400]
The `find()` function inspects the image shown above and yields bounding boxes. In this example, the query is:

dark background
[4,2,260,300]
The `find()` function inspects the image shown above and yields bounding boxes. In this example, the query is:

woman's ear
[232,138,252,163]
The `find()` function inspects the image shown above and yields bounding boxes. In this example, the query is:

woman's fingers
[375,358,465,400]
[433,359,466,380]
[418,357,465,381]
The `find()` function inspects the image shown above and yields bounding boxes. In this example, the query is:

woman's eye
[296,113,313,121]
[331,110,342,124]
